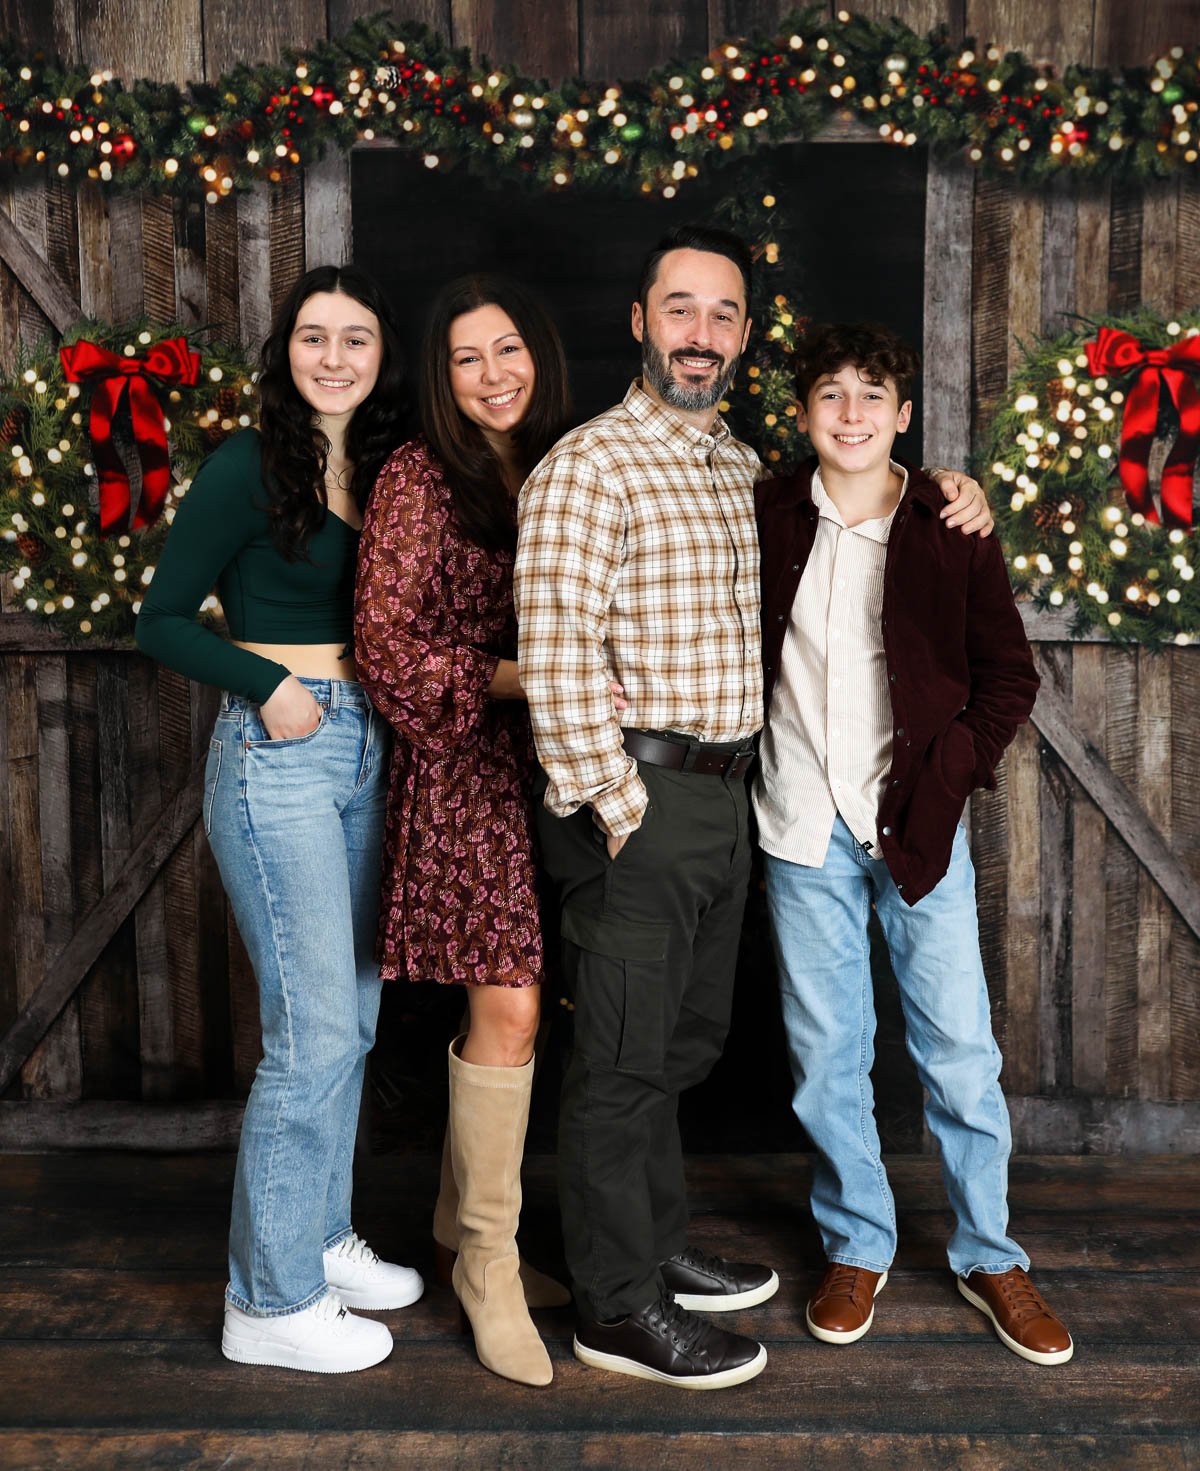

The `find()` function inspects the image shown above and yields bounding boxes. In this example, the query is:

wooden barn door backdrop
[1,0,1198,1155]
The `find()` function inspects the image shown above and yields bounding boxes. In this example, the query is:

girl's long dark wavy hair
[420,274,571,552]
[258,264,408,561]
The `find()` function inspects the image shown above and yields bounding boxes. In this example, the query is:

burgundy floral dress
[355,437,543,987]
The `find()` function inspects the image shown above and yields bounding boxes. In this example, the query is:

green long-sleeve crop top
[134,429,361,704]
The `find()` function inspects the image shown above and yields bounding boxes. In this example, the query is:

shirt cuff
[589,764,649,837]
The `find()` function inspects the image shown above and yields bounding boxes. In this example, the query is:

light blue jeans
[763,817,1028,1278]
[205,677,388,1316]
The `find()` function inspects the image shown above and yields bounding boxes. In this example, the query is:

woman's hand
[259,676,323,740]
[609,680,627,713]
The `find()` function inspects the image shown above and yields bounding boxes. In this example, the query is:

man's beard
[641,332,740,413]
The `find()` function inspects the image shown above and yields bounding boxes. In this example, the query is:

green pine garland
[987,311,1200,648]
[0,8,1197,202]
[0,323,257,640]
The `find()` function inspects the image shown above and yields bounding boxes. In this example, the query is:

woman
[136,265,421,1375]
[356,274,603,1388]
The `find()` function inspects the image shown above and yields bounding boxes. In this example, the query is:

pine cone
[202,385,241,445]
[15,533,46,564]
[1,406,28,445]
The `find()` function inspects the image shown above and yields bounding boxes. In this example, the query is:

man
[513,225,991,1389]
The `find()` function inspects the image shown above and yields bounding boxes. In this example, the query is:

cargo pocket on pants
[561,907,669,1077]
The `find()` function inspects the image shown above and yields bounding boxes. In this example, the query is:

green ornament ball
[186,115,207,134]
[1163,83,1184,104]
[619,122,644,142]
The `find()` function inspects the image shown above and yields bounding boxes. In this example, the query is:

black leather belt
[621,728,757,779]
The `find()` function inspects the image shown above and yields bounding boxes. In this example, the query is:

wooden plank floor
[1,1152,1197,1469]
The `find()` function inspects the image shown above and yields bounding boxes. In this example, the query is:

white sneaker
[323,1232,425,1310]
[221,1291,393,1373]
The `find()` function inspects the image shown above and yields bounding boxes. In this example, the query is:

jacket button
[889,672,897,683]
[882,826,893,837]
[896,727,905,738]
[896,882,905,893]
[792,563,800,571]
[891,779,900,788]
[777,614,785,622]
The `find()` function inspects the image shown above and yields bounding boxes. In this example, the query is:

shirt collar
[623,378,732,461]
[811,463,909,543]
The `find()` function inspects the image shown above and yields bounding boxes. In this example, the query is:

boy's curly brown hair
[793,321,922,408]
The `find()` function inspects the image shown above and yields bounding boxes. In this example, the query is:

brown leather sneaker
[805,1264,888,1344]
[958,1267,1074,1365]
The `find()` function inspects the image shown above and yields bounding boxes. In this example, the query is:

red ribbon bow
[1085,325,1200,529]
[59,336,201,536]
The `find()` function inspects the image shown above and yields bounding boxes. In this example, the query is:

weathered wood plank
[203,198,239,347]
[34,656,82,1099]
[237,185,272,354]
[922,154,973,475]
[1176,180,1200,314]
[1008,1096,1200,1155]
[331,0,451,42]
[962,1,1094,71]
[1070,645,1107,1093]
[579,0,708,78]
[76,0,204,88]
[1040,178,1076,333]
[0,1099,242,1152]
[1001,720,1041,1095]
[189,681,230,1095]
[126,658,172,1101]
[1006,191,1042,372]
[202,0,326,79]
[969,175,1012,444]
[1034,647,1071,1094]
[1107,184,1143,314]
[1101,649,1140,1096]
[173,198,206,328]
[1135,651,1172,1101]
[452,0,579,79]
[6,655,52,1097]
[1092,0,1200,67]
[156,668,206,1092]
[141,196,177,322]
[1171,651,1200,1100]
[76,181,115,322]
[1074,182,1111,320]
[268,178,306,320]
[0,206,80,333]
[303,153,353,271]
[0,759,205,1098]
[7,1429,1200,1471]
[1140,182,1179,317]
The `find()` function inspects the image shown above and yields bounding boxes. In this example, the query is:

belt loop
[328,679,341,716]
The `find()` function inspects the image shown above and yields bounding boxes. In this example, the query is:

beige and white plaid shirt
[514,380,763,837]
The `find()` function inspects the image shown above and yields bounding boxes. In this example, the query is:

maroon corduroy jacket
[756,458,1040,905]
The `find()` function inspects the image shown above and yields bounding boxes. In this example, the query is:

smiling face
[631,247,751,421]
[798,363,911,478]
[448,303,536,446]
[287,290,383,424]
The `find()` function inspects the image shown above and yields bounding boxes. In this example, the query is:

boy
[753,322,1073,1365]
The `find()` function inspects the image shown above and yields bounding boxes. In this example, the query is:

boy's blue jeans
[204,678,388,1316]
[763,816,1028,1278]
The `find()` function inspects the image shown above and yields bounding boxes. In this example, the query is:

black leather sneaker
[573,1294,767,1388]
[660,1247,780,1312]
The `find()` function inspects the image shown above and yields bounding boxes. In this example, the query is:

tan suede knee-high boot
[447,1037,553,1386]
[433,1040,570,1309]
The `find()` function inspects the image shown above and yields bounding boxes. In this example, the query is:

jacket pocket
[561,907,670,1076]
[933,719,976,801]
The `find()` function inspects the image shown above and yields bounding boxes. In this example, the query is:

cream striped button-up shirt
[514,380,763,837]
[753,463,907,866]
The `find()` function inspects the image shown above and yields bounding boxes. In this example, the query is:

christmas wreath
[0,323,257,639]
[988,310,1199,647]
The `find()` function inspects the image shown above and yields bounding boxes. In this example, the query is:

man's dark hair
[637,224,753,312]
[793,321,922,407]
